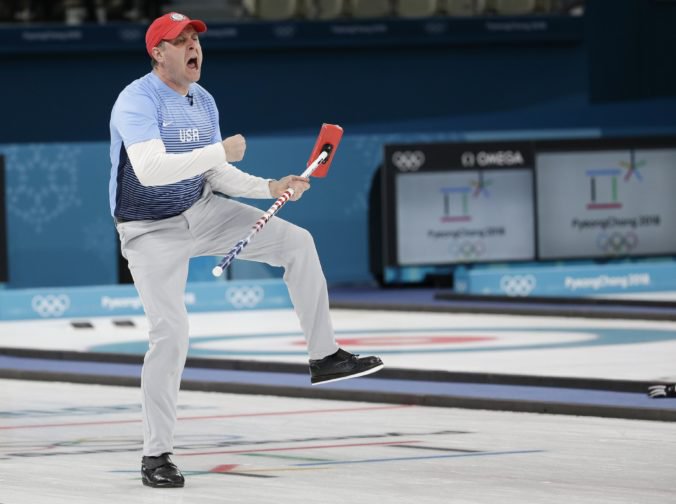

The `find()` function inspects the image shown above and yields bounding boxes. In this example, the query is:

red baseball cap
[145,12,207,56]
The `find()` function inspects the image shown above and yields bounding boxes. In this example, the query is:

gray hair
[150,41,165,68]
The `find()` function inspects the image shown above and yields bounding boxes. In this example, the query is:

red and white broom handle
[212,148,330,277]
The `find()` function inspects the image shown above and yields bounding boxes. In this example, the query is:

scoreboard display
[382,137,676,268]
[382,142,536,267]
[536,143,676,260]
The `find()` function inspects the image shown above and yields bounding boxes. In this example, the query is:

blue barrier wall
[2,143,117,287]
[454,261,676,297]
[2,17,676,288]
[0,279,292,320]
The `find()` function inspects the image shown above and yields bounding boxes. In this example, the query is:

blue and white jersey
[109,72,220,220]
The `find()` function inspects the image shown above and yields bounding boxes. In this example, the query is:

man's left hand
[269,176,310,201]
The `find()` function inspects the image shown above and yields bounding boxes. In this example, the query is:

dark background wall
[3,42,591,143]
[1,1,675,144]
[587,0,676,103]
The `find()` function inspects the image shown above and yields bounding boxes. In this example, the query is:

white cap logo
[170,13,185,21]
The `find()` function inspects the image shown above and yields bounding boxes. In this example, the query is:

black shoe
[648,383,676,398]
[309,348,384,385]
[141,453,185,488]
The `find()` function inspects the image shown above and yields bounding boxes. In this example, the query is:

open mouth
[187,57,199,70]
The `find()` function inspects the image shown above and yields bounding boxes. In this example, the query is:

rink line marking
[241,467,332,473]
[116,469,277,479]
[203,472,274,479]
[194,469,275,479]
[211,463,239,473]
[0,431,467,460]
[391,444,481,453]
[180,440,421,457]
[114,467,331,478]
[0,404,413,431]
[243,453,333,462]
[292,449,545,467]
[88,325,676,357]
[176,404,414,422]
[207,463,330,476]
[207,464,275,479]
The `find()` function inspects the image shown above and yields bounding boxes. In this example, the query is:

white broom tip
[212,266,223,277]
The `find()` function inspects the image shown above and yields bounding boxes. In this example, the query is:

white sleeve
[126,138,227,187]
[204,164,272,199]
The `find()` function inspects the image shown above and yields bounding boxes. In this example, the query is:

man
[109,12,384,489]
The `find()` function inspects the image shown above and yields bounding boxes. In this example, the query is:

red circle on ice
[292,335,496,347]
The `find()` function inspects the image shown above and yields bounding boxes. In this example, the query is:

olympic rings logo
[596,231,638,255]
[499,274,536,297]
[454,241,486,259]
[461,152,475,167]
[31,294,71,318]
[273,25,296,38]
[226,286,264,309]
[391,150,425,172]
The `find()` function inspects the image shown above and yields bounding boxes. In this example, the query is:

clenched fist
[222,134,246,163]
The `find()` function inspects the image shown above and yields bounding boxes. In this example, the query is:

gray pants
[116,185,339,456]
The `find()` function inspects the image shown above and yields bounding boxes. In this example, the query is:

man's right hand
[222,134,246,162]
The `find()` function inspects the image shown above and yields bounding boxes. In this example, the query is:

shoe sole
[311,363,384,385]
[142,478,184,488]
